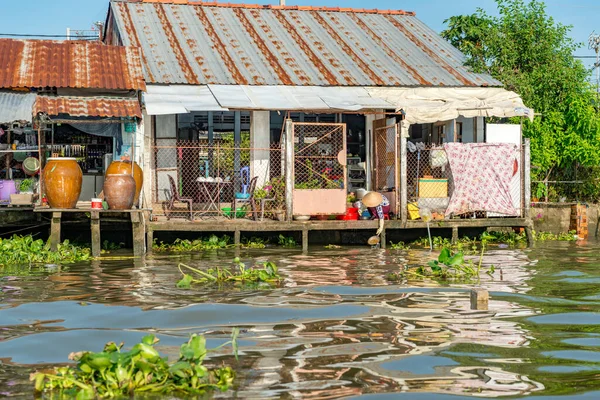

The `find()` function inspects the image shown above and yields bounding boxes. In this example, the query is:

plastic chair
[240,166,250,195]
[233,176,258,220]
[165,175,193,221]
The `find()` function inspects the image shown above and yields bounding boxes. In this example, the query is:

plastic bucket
[23,157,40,176]
[91,198,103,209]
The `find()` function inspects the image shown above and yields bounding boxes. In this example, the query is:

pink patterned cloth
[444,143,518,216]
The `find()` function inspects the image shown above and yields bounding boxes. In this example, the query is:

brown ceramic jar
[43,158,82,209]
[103,174,136,210]
[106,161,143,204]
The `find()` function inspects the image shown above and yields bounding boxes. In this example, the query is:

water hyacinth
[31,332,238,398]
[0,235,90,267]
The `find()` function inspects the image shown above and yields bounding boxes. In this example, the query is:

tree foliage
[442,0,600,201]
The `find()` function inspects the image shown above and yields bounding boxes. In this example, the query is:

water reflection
[1,243,599,398]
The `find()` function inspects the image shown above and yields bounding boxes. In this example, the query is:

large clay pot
[106,161,143,204]
[43,158,82,209]
[103,174,136,210]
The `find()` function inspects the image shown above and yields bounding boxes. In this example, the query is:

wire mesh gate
[373,124,399,215]
[291,122,347,216]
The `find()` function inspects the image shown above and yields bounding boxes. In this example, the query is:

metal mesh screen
[405,144,526,219]
[151,139,286,220]
[292,123,346,190]
[373,125,398,191]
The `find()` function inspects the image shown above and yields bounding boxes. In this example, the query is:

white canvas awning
[143,85,533,123]
[0,91,36,123]
[144,85,227,115]
[208,85,394,111]
[366,87,533,124]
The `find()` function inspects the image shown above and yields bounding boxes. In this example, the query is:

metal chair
[233,176,258,220]
[165,175,193,221]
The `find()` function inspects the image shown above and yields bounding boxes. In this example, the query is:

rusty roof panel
[0,38,145,91]
[35,96,142,118]
[109,0,501,87]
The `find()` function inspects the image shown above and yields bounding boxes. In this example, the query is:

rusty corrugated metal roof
[0,39,146,91]
[34,96,142,118]
[109,0,501,87]
[0,91,36,123]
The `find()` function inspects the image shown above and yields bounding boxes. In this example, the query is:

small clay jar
[103,174,136,210]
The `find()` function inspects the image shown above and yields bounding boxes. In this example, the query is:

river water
[1,241,599,399]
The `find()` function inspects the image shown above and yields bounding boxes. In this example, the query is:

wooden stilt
[380,227,386,249]
[525,225,534,248]
[470,288,489,310]
[452,226,459,244]
[131,212,145,257]
[91,211,101,257]
[302,228,309,252]
[50,212,62,251]
[234,230,241,246]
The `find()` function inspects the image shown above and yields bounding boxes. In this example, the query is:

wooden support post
[284,119,294,222]
[452,226,459,244]
[50,212,62,251]
[302,228,309,252]
[131,212,145,257]
[146,229,154,255]
[234,230,241,246]
[470,288,489,310]
[380,227,386,249]
[399,126,408,225]
[525,224,534,248]
[91,211,101,258]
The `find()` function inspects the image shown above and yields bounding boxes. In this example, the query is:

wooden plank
[35,208,150,213]
[50,212,62,252]
[149,218,531,232]
[91,211,101,258]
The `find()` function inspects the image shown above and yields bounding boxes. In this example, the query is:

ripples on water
[0,242,599,398]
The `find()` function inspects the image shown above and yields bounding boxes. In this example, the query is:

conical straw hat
[362,192,383,208]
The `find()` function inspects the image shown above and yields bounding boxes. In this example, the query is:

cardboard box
[10,193,33,205]
[418,179,448,198]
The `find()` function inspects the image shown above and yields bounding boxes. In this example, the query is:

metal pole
[234,111,241,193]
[399,125,408,225]
[285,119,293,222]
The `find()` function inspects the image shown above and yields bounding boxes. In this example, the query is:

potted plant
[256,177,286,221]
[10,178,35,205]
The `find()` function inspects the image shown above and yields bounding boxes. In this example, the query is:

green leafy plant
[241,237,267,249]
[31,332,238,398]
[153,235,231,253]
[177,258,281,288]
[19,178,35,193]
[0,235,90,267]
[278,234,297,248]
[389,241,411,250]
[102,241,125,251]
[324,244,341,249]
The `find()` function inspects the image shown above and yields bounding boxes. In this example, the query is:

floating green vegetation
[278,235,297,248]
[389,241,411,250]
[102,241,125,251]
[387,245,490,282]
[177,258,281,288]
[31,332,238,398]
[390,230,577,253]
[0,235,90,268]
[153,235,231,253]
[241,237,267,249]
[324,244,342,249]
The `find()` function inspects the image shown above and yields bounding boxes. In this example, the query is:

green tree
[442,0,600,201]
